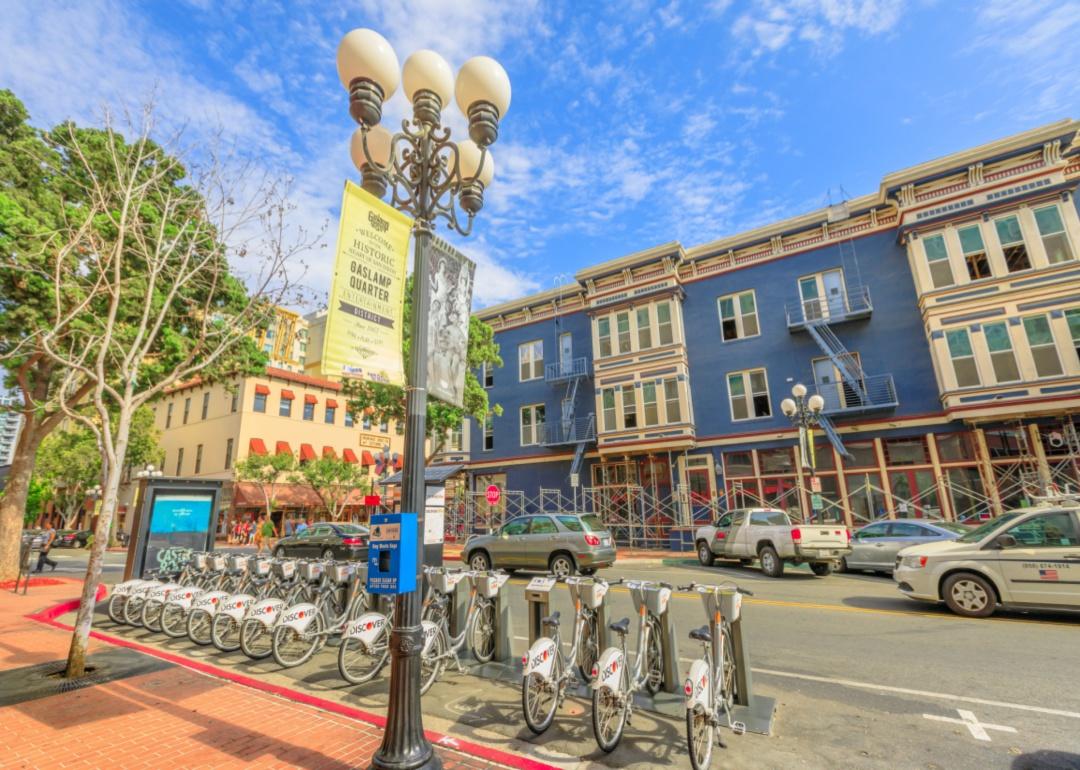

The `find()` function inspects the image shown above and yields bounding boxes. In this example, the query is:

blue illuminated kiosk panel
[367,512,419,595]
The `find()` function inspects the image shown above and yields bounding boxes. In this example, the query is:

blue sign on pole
[366,512,418,595]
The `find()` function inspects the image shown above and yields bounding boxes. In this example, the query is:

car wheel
[580,567,597,576]
[838,557,849,573]
[469,551,491,572]
[943,573,996,618]
[696,541,715,567]
[322,549,335,561]
[549,553,576,579]
[810,562,833,577]
[759,546,784,578]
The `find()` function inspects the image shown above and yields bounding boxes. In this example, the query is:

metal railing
[544,356,590,383]
[812,373,898,414]
[541,414,596,446]
[786,284,873,328]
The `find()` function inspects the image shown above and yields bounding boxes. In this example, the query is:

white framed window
[923,234,954,288]
[958,224,992,280]
[994,215,1031,273]
[616,312,632,354]
[520,404,545,446]
[481,362,494,388]
[597,317,612,358]
[946,329,979,387]
[656,302,674,345]
[1066,309,1080,365]
[601,388,617,431]
[1034,204,1074,264]
[727,369,770,421]
[664,378,682,423]
[518,340,543,381]
[642,381,659,426]
[447,422,464,451]
[1022,314,1063,377]
[717,290,759,341]
[621,385,637,429]
[982,322,1020,383]
[637,307,652,349]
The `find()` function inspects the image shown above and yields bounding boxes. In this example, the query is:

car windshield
[335,524,369,535]
[958,513,1024,543]
[934,522,971,535]
[580,514,607,533]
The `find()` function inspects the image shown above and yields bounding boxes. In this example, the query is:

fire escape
[541,356,596,481]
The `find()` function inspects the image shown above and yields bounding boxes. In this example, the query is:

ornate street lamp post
[336,28,509,770]
[781,384,826,522]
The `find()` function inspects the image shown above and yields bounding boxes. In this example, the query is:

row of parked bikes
[104,550,508,691]
[106,550,750,770]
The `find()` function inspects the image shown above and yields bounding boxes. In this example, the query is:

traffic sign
[811,493,824,511]
[485,485,501,505]
[570,473,580,488]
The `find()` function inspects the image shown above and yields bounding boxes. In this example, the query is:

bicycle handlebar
[677,581,754,597]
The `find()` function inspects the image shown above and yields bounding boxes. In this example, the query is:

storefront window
[936,432,976,462]
[884,437,929,466]
[810,441,835,471]
[845,472,887,522]
[983,428,1025,458]
[845,441,878,468]
[946,467,987,522]
[759,447,795,474]
[889,470,940,517]
[723,451,754,477]
[726,479,759,509]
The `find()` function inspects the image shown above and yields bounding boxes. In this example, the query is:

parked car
[843,519,968,574]
[56,529,93,548]
[462,513,616,577]
[695,507,851,577]
[893,502,1080,618]
[272,522,369,561]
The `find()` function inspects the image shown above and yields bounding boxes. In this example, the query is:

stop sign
[485,485,501,505]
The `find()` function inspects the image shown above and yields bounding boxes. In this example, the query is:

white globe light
[455,56,511,117]
[791,383,807,398]
[336,28,400,97]
[808,394,826,413]
[457,140,495,186]
[350,126,392,171]
[781,398,797,417]
[402,49,454,107]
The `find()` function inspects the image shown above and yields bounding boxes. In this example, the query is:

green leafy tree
[342,276,503,459]
[290,455,372,522]
[23,478,51,528]
[235,451,299,525]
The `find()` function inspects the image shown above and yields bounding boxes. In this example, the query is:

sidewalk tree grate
[0,647,173,707]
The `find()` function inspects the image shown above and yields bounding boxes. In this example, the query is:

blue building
[460,119,1080,545]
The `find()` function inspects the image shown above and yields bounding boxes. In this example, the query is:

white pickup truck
[694,508,852,577]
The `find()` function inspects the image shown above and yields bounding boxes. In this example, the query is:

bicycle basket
[644,585,672,616]
[430,569,465,595]
[299,561,324,581]
[476,572,509,599]
[227,554,249,572]
[193,553,209,570]
[330,563,354,583]
[274,560,296,579]
[209,554,227,571]
[720,590,742,622]
[253,558,272,576]
[582,581,609,609]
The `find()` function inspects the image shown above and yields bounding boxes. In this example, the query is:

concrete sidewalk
[0,579,558,770]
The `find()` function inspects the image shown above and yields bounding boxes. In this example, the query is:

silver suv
[463,513,616,577]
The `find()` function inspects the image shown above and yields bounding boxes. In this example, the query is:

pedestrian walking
[34,521,58,573]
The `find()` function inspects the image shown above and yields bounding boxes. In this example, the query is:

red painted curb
[28,591,561,770]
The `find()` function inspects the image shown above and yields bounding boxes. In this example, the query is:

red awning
[304,394,318,405]
[325,398,339,408]
[249,438,268,456]
[280,389,295,400]
[322,446,337,458]
[299,443,316,462]
[343,448,359,464]
[275,441,292,455]
[254,384,270,395]
[364,495,381,506]
[233,482,323,509]
[361,450,376,466]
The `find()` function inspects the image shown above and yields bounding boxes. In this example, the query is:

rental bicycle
[272,560,369,668]
[681,582,752,770]
[211,556,293,653]
[108,549,201,625]
[337,595,395,684]
[239,558,316,659]
[521,575,611,734]
[590,579,673,752]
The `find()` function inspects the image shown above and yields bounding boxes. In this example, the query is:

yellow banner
[322,181,412,385]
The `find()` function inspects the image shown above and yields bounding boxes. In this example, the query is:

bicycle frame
[683,584,747,734]
[592,581,671,698]
[522,576,604,685]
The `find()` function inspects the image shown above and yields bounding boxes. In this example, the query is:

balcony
[786,285,873,330]
[812,373,898,416]
[545,356,590,384]
[541,415,597,446]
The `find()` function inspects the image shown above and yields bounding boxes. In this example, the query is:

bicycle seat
[541,611,560,628]
[689,625,711,643]
[608,617,631,636]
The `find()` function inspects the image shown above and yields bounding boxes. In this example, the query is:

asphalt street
[55,547,1080,769]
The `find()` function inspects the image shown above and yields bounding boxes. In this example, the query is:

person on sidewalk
[34,523,58,573]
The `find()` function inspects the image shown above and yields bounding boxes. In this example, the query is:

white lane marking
[923,709,1017,741]
[754,667,1080,720]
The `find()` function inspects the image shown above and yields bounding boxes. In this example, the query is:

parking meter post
[659,604,682,695]
[524,578,554,647]
[494,585,513,662]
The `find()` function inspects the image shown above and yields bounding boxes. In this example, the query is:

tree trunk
[0,417,45,582]
[65,410,130,678]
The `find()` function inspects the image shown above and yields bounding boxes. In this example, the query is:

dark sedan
[56,529,93,548]
[272,522,369,561]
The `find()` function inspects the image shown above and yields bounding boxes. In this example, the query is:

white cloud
[731,0,905,58]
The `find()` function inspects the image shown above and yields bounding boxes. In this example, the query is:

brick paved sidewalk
[0,579,554,770]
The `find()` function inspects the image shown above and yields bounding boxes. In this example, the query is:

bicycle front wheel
[140,598,165,632]
[187,608,214,645]
[123,595,147,626]
[522,671,558,735]
[211,613,242,652]
[471,601,496,663]
[686,705,714,770]
[577,611,599,681]
[107,593,127,624]
[272,614,325,668]
[160,604,188,638]
[239,618,273,659]
[643,614,664,695]
[591,686,627,753]
[337,628,389,684]
[419,630,446,695]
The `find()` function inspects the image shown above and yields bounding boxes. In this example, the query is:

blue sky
[2,0,1078,309]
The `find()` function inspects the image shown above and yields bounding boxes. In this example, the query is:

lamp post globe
[808,394,826,413]
[781,397,797,417]
[455,55,511,146]
[791,382,808,398]
[337,28,401,127]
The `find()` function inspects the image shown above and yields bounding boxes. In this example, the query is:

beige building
[254,306,309,373]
